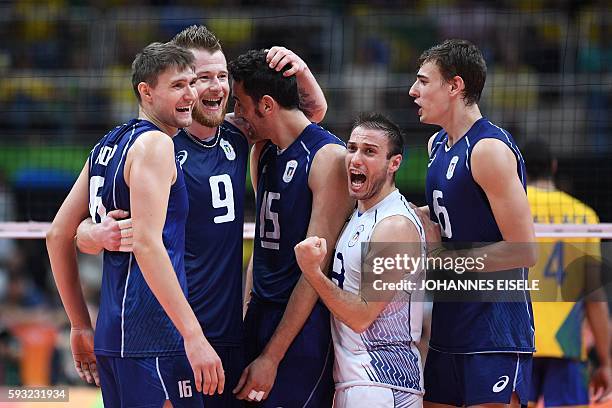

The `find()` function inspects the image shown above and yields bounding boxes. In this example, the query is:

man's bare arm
[47,162,92,328]
[234,143,354,401]
[260,144,351,361]
[586,300,612,401]
[46,161,99,385]
[295,216,421,333]
[226,47,328,141]
[76,210,131,255]
[265,46,328,123]
[412,132,439,220]
[126,132,223,395]
[416,139,537,271]
[76,218,103,255]
[467,139,537,269]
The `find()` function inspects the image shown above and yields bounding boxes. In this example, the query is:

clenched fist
[294,236,327,278]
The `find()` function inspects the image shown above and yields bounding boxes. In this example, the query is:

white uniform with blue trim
[330,189,426,399]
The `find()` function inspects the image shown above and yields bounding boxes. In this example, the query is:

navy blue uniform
[89,119,201,407]
[424,118,534,405]
[247,124,344,407]
[174,120,248,407]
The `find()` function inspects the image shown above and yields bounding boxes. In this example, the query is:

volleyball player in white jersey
[295,113,426,408]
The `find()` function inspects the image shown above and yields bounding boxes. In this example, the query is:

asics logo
[176,150,188,168]
[492,375,510,393]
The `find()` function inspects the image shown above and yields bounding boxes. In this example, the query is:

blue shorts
[424,349,532,406]
[530,357,589,407]
[97,354,204,408]
[205,343,246,408]
[244,299,334,407]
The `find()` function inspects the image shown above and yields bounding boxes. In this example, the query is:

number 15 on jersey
[259,190,280,250]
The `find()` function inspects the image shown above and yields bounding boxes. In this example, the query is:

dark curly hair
[228,49,299,109]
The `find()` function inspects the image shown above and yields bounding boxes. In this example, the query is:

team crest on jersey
[283,160,298,183]
[348,224,364,247]
[220,139,236,161]
[176,150,188,168]
[446,155,459,179]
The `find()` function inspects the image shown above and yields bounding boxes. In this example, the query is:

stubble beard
[192,101,227,128]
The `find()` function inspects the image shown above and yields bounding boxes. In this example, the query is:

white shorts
[333,385,422,408]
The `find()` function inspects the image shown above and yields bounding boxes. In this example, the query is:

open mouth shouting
[414,101,423,117]
[349,168,367,191]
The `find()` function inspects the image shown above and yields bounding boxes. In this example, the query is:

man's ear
[448,75,465,98]
[388,154,402,174]
[260,95,275,116]
[137,82,152,102]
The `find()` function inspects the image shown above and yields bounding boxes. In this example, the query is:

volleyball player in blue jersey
[408,39,537,407]
[75,26,328,407]
[228,49,354,407]
[47,42,222,407]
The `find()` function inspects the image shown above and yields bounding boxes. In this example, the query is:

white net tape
[0,222,611,240]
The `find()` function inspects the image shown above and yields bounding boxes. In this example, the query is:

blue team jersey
[173,120,248,345]
[425,117,535,353]
[253,124,345,303]
[89,118,189,358]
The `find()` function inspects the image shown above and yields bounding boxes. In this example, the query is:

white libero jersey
[330,189,426,394]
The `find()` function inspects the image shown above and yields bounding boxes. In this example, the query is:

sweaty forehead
[192,49,227,72]
[417,60,441,78]
[349,126,386,146]
[159,66,195,83]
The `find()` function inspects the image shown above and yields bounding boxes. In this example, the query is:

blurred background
[0,0,610,406]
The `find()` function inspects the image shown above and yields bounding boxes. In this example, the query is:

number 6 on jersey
[432,189,452,238]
